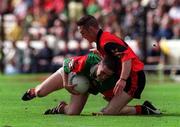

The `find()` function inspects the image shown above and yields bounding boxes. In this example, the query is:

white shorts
[57,67,76,84]
[56,67,64,77]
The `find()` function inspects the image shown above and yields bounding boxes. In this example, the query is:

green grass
[1,74,180,127]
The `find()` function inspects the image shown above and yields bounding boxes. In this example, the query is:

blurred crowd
[0,0,179,74]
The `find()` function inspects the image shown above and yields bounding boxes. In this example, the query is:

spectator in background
[46,10,58,29]
[147,10,159,38]
[13,0,28,20]
[43,0,65,14]
[156,14,174,39]
[168,0,180,24]
[112,0,125,26]
[8,18,23,41]
[96,0,112,15]
[133,36,144,60]
[68,0,84,21]
[86,0,101,16]
[172,25,180,39]
[48,19,65,39]
[32,6,48,28]
[22,35,37,73]
[122,2,143,39]
[146,38,161,65]
[5,41,23,74]
[123,4,134,37]
[51,40,67,72]
[1,0,14,14]
[36,39,53,72]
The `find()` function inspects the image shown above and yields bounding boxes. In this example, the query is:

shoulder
[86,52,101,63]
[104,42,127,56]
[87,52,100,58]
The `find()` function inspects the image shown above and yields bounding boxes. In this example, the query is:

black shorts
[89,71,146,100]
[124,70,146,99]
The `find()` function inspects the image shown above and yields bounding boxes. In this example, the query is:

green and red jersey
[63,52,118,95]
[63,52,101,75]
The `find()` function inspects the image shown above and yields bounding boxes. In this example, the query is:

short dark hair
[101,55,120,74]
[77,15,99,28]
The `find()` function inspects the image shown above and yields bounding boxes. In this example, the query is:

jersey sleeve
[104,42,127,55]
[63,58,72,74]
[63,53,100,74]
[77,52,101,75]
[86,52,102,66]
[104,42,136,61]
[121,49,136,62]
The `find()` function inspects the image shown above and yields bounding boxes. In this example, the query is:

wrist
[120,78,127,81]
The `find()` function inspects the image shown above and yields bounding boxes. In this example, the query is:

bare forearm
[120,59,132,80]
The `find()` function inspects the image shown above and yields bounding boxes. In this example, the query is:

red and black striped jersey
[96,29,144,72]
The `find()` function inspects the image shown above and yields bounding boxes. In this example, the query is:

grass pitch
[0,74,180,127]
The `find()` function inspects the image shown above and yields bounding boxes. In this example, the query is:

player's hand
[113,79,126,95]
[64,84,80,95]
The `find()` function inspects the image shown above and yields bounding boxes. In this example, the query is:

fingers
[113,84,124,95]
[65,84,80,95]
[69,90,80,95]
[113,85,120,95]
[67,89,80,95]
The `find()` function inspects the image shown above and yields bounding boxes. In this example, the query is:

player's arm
[104,42,132,95]
[113,59,132,95]
[63,58,80,95]
[120,59,131,81]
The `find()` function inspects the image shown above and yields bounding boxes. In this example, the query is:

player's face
[96,62,114,81]
[78,26,96,43]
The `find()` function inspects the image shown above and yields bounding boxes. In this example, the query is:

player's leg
[119,100,161,115]
[22,68,64,101]
[102,91,133,115]
[44,93,89,115]
[35,71,64,97]
[115,70,145,115]
[102,71,160,115]
[64,93,89,115]
[117,105,136,115]
[102,70,141,115]
[102,92,161,115]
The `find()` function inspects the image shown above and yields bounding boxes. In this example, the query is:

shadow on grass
[160,113,180,117]
[80,114,163,117]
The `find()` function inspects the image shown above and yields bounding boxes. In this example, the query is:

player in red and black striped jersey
[77,15,161,115]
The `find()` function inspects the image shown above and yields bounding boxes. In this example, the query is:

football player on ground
[22,52,161,115]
